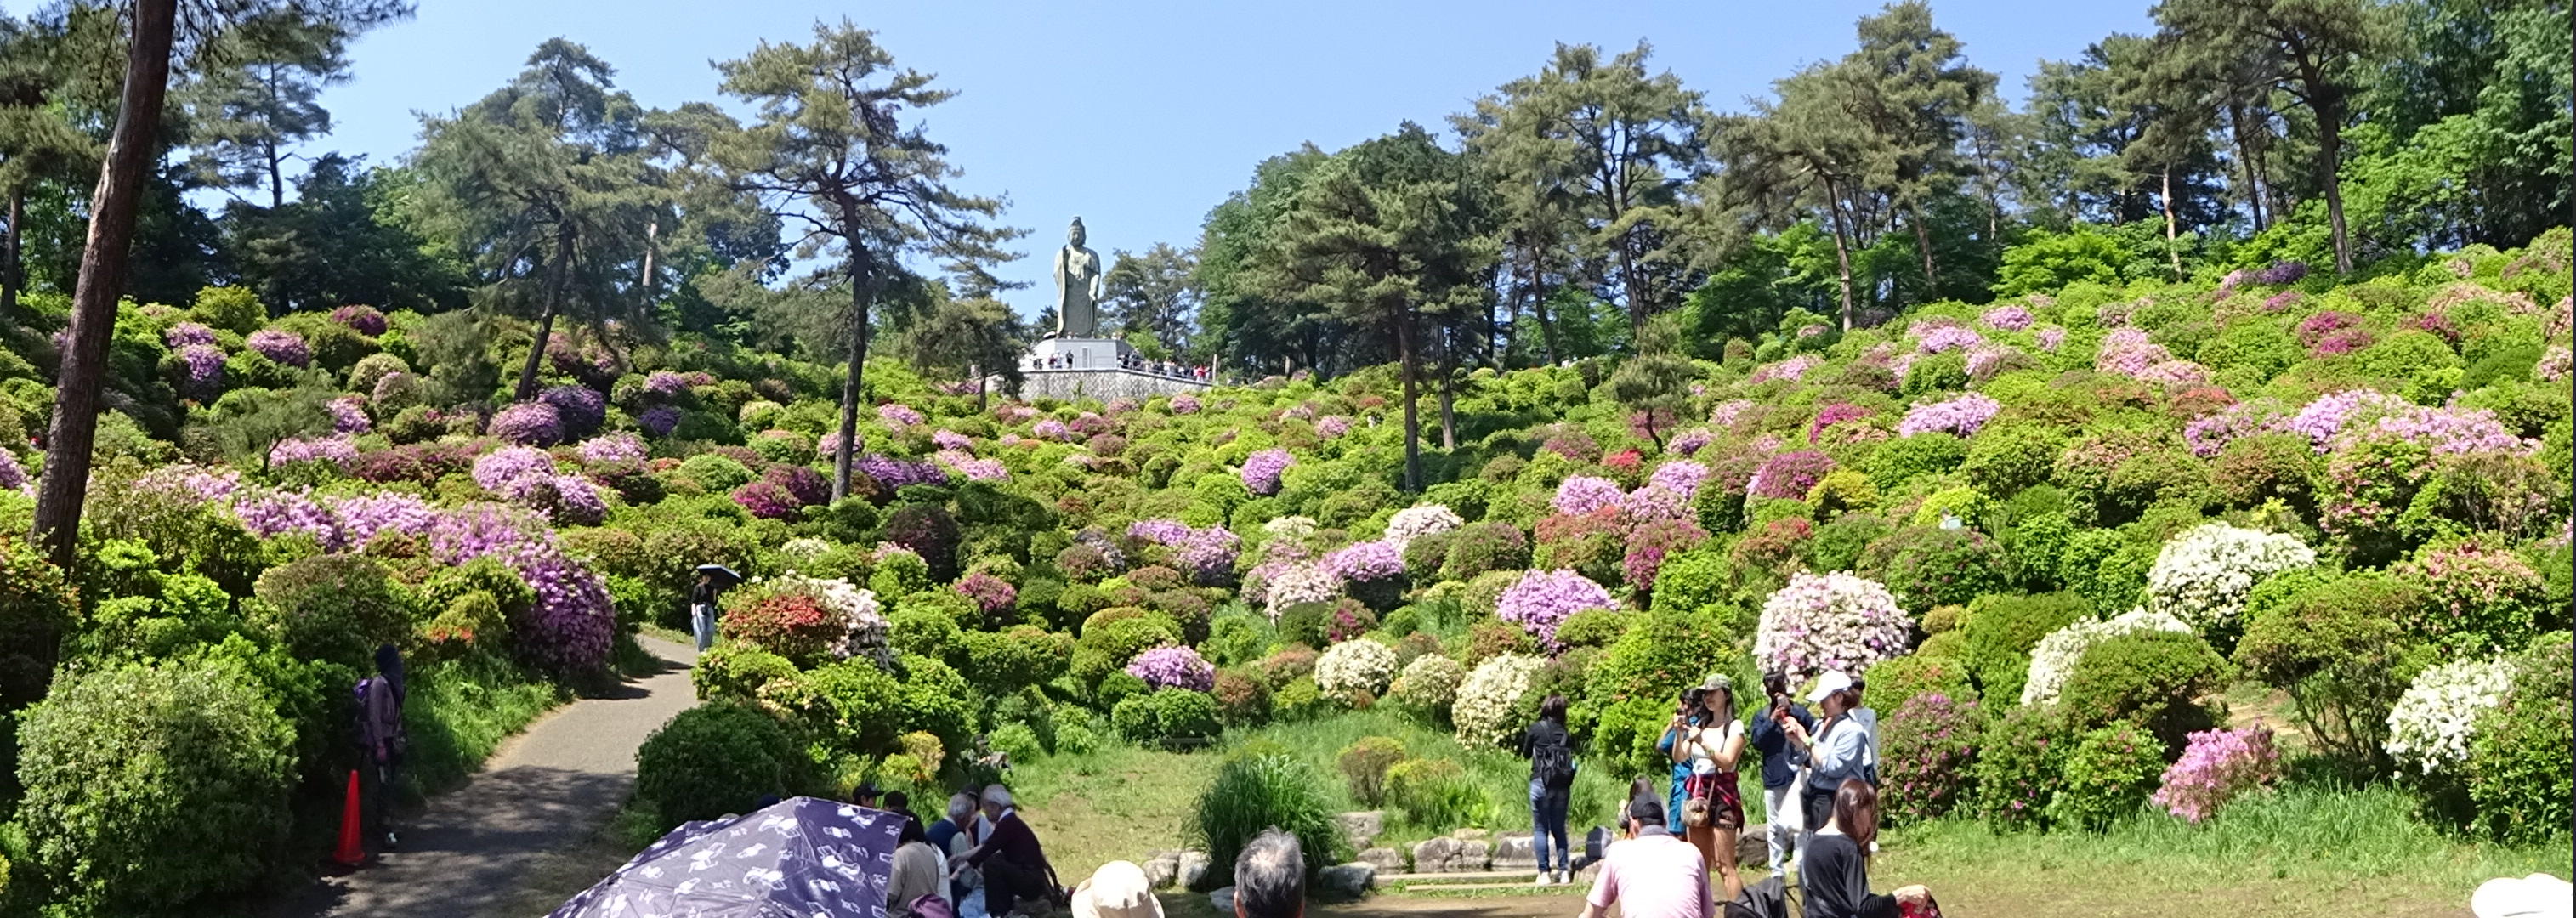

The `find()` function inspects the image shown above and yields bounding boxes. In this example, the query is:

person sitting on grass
[1801,779,1932,918]
[950,785,1061,917]
[888,814,950,918]
[1579,794,1711,918]
[1232,829,1304,918]
[929,792,976,854]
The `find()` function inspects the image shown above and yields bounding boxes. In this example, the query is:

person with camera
[1747,672,1815,880]
[1775,671,1870,862]
[1654,686,1707,836]
[1676,674,1747,903]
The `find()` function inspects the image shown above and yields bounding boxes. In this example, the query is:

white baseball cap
[1806,671,1854,706]
[1071,861,1165,918]
[2472,874,2573,918]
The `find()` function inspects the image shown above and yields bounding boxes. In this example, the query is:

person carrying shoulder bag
[1775,670,1866,861]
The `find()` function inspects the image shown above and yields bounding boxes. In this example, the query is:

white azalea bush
[2022,608,2194,706]
[1452,654,1545,748]
[1262,564,1341,620]
[1382,503,1466,552]
[2384,657,2517,774]
[1754,572,1915,684]
[1390,653,1466,712]
[2145,523,2318,632]
[1314,638,1399,698]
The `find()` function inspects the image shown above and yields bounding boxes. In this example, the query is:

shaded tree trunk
[830,212,873,502]
[1821,176,1859,332]
[2226,101,2267,231]
[1436,323,1456,450]
[2314,99,2352,273]
[3,186,21,320]
[32,0,178,570]
[1911,208,1938,288]
[1396,309,1421,493]
[513,224,575,400]
[2161,169,2183,278]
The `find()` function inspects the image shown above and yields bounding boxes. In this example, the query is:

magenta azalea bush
[2151,725,2283,823]
[1755,571,1913,683]
[1126,644,1215,692]
[1747,450,1835,501]
[1496,569,1617,649]
[953,572,1018,617]
[1808,404,1872,443]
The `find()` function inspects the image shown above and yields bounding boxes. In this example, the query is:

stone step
[1399,881,1582,893]
[1374,870,1533,883]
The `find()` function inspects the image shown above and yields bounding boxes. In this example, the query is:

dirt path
[267,636,699,918]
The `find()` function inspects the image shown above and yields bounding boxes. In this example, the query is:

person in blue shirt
[1654,687,1707,834]
[1746,672,1814,879]
[1777,670,1870,859]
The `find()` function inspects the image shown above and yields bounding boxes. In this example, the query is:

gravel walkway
[270,636,699,918]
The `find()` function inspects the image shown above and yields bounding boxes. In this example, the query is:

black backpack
[1531,731,1575,787]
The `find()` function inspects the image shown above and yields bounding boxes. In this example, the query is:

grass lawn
[1000,707,2567,918]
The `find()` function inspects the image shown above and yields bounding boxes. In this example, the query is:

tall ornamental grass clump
[1192,749,1339,883]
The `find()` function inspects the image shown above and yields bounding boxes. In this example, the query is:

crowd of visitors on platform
[1024,351,1217,382]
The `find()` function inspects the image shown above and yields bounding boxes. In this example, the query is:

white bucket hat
[1070,861,1164,918]
[2472,874,2573,918]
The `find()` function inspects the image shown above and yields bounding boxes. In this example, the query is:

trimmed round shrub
[678,454,757,492]
[2046,722,2167,832]
[1192,751,1338,882]
[14,657,296,913]
[2464,633,2573,843]
[633,702,806,830]
[1314,638,1399,698]
[253,553,411,671]
[1337,736,1409,807]
[2233,574,2435,765]
[1390,653,1465,714]
[1452,654,1544,748]
[1072,612,1183,686]
[1973,702,2075,830]
[2057,630,2229,750]
[1961,422,2068,497]
[960,626,1073,697]
[1865,652,1977,717]
[1857,525,2010,614]
[1881,692,1983,825]
[692,643,799,704]
[1552,608,1629,649]
[1112,688,1222,743]
[1212,668,1273,726]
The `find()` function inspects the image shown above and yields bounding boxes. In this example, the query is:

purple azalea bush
[1242,449,1293,496]
[2283,389,2411,450]
[0,450,26,491]
[1898,393,2001,438]
[1980,304,2034,331]
[877,403,927,427]
[1324,540,1405,583]
[491,401,566,447]
[330,304,388,336]
[1126,644,1216,692]
[1915,326,1984,354]
[269,434,359,470]
[246,329,311,368]
[1496,569,1618,649]
[1551,475,1626,516]
[163,321,217,348]
[539,385,607,438]
[473,445,559,498]
[638,405,683,437]
[576,433,649,464]
[178,343,226,394]
[327,396,372,434]
[1646,461,1710,497]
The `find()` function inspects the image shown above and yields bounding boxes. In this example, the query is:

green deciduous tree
[1101,241,1197,352]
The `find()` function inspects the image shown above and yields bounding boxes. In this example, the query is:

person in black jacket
[1801,779,1932,918]
[1746,672,1813,879]
[1518,694,1578,885]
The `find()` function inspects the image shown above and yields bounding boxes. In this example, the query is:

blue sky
[37,0,2158,320]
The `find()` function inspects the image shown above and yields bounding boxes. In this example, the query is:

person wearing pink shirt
[1580,793,1711,918]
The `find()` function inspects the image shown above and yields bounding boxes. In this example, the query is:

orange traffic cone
[332,768,366,867]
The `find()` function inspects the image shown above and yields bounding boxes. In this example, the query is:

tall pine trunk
[33,0,177,570]
[2316,102,2352,274]
[3,186,21,320]
[1396,309,1421,494]
[1435,323,1456,450]
[2161,169,2183,278]
[513,225,575,400]
[2226,101,2267,231]
[1910,208,1938,289]
[1821,176,1859,332]
[831,224,873,502]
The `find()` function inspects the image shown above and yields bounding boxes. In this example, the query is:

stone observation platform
[1002,336,1212,400]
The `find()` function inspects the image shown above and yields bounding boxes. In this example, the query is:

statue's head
[1067,216,1086,246]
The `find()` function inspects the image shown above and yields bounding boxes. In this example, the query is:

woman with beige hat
[1678,672,1748,903]
[1071,861,1164,918]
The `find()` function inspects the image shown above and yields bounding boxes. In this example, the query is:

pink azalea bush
[490,401,565,446]
[2151,726,2283,823]
[1916,326,1984,354]
[576,433,648,464]
[1747,450,1836,501]
[1324,540,1405,583]
[269,434,359,470]
[1809,404,1872,443]
[1980,304,2034,331]
[1750,355,1823,383]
